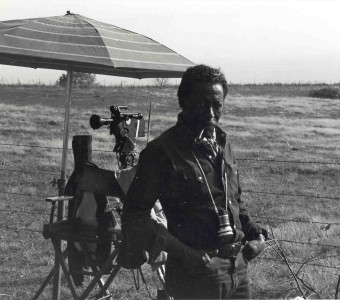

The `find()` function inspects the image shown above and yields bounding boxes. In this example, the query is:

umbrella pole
[146,100,152,144]
[53,64,72,300]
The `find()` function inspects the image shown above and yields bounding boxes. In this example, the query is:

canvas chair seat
[43,218,121,244]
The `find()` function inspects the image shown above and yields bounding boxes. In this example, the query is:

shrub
[153,78,169,87]
[57,72,96,88]
[308,87,339,99]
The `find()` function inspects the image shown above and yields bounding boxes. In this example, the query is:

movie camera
[90,105,145,169]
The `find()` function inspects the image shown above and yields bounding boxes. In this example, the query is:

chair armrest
[46,196,74,224]
[46,196,74,203]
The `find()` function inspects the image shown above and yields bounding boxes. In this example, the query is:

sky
[0,0,339,85]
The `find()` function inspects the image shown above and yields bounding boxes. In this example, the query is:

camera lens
[218,213,234,244]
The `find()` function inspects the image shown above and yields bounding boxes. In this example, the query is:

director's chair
[33,163,125,300]
[33,163,169,300]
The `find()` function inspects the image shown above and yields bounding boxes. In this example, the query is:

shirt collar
[175,112,227,147]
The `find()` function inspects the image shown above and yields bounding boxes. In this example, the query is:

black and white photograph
[0,0,339,299]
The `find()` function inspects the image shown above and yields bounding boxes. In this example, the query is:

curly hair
[177,64,228,109]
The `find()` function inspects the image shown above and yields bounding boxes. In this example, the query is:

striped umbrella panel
[0,14,195,78]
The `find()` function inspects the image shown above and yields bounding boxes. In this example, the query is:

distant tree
[57,74,67,87]
[308,87,339,99]
[57,72,96,88]
[153,78,169,87]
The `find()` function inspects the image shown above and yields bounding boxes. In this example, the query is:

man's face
[183,83,224,130]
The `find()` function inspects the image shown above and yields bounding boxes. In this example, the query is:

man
[120,64,267,299]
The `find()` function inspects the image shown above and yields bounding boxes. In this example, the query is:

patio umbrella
[0,10,194,192]
[0,11,193,77]
[0,11,195,299]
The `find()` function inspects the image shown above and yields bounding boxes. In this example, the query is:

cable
[277,239,340,249]
[0,142,64,150]
[259,257,339,270]
[237,157,340,165]
[0,142,114,154]
[1,143,339,164]
[92,149,114,153]
[0,225,42,233]
[243,189,340,201]
[3,176,337,203]
[0,208,48,216]
[0,167,57,176]
[0,191,50,198]
[251,215,340,226]
[0,193,338,226]
[1,229,337,268]
[1,207,338,227]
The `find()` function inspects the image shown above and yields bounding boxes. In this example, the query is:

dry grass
[0,84,339,299]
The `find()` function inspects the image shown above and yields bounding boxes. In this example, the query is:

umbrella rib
[33,19,136,35]
[89,26,136,35]
[33,19,93,30]
[17,27,159,44]
[0,44,193,66]
[4,34,177,55]
[80,15,133,31]
[72,14,114,68]
[45,17,83,25]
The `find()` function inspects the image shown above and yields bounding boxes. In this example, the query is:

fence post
[72,135,93,170]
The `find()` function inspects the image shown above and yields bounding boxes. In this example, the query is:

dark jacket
[123,116,267,252]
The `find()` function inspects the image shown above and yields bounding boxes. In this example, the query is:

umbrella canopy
[0,11,194,79]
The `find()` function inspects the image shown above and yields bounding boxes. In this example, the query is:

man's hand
[117,246,148,269]
[149,226,209,272]
[118,215,159,269]
[242,233,266,261]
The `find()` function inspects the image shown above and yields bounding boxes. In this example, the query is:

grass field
[0,83,339,299]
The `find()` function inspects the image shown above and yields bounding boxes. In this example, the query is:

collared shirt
[123,114,266,251]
